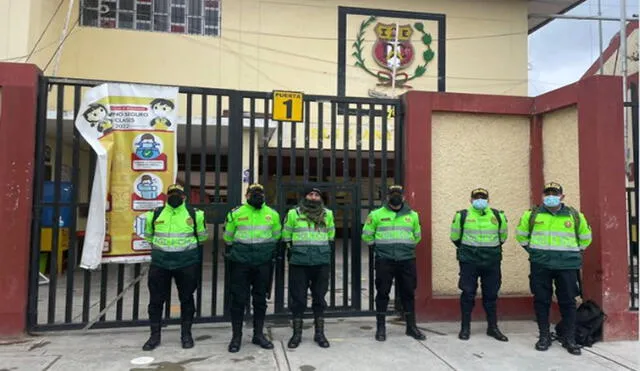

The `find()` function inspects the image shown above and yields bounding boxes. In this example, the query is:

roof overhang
[528,0,586,34]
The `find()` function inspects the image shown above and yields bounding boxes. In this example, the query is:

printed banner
[77,83,179,269]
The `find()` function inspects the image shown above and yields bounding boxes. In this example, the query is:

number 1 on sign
[283,99,293,119]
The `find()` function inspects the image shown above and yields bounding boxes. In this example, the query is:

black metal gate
[27,76,403,331]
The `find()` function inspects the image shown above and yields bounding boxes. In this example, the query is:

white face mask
[543,195,561,207]
[472,199,488,210]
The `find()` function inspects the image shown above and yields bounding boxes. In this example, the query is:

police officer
[223,184,281,353]
[142,184,208,351]
[516,182,592,355]
[282,186,335,349]
[450,188,509,342]
[362,185,425,342]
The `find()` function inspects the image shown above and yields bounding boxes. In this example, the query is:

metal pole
[529,13,637,22]
[391,23,399,98]
[621,0,629,168]
[598,0,604,74]
[51,0,75,76]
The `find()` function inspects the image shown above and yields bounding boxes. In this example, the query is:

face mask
[248,193,264,208]
[167,194,183,208]
[472,199,488,210]
[303,198,322,208]
[389,195,403,207]
[543,195,561,208]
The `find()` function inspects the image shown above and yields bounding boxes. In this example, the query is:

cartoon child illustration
[83,103,113,135]
[135,133,161,160]
[136,175,159,200]
[149,98,175,130]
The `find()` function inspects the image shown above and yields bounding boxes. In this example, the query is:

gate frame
[25,75,404,332]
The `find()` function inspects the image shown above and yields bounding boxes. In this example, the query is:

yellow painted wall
[431,113,531,295]
[12,0,528,97]
[542,107,580,209]
[0,0,33,61]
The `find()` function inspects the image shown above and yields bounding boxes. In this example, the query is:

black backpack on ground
[553,272,607,347]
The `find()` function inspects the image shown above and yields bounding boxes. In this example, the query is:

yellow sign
[76,84,179,269]
[273,90,304,122]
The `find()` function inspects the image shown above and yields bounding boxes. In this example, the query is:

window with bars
[80,0,220,36]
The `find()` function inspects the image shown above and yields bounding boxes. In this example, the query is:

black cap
[470,188,489,198]
[247,183,264,194]
[388,185,404,194]
[543,182,563,194]
[167,184,185,195]
[303,185,322,197]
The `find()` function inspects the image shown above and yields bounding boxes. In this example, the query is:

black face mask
[302,198,322,208]
[167,194,183,208]
[248,193,264,208]
[389,195,403,207]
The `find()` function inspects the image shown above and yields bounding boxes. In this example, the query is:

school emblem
[491,217,498,225]
[366,216,372,225]
[186,217,194,226]
[404,217,412,223]
[565,221,573,228]
[352,16,435,98]
[265,215,272,221]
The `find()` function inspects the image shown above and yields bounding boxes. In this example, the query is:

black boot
[251,318,274,349]
[486,326,509,342]
[405,312,426,341]
[181,321,194,349]
[459,308,472,340]
[458,322,470,341]
[535,327,552,351]
[228,320,243,353]
[561,322,581,355]
[562,338,582,355]
[142,323,161,351]
[313,317,330,348]
[375,314,386,342]
[288,318,303,348]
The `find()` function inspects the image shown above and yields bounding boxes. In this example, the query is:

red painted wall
[0,63,41,336]
[403,76,638,340]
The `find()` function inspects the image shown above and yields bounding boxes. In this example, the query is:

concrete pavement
[1,319,638,371]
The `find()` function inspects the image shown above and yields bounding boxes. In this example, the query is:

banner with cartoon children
[76,83,178,269]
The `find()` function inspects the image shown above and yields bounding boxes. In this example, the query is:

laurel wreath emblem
[352,16,435,84]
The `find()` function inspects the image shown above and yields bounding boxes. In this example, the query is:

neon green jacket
[145,204,207,270]
[223,203,282,265]
[515,205,592,269]
[282,207,335,266]
[361,203,421,261]
[450,207,508,266]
